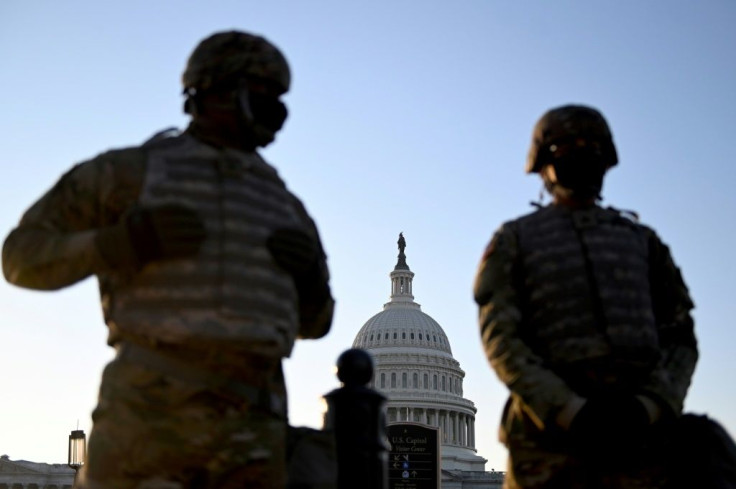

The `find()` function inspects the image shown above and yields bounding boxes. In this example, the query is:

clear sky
[1,0,734,472]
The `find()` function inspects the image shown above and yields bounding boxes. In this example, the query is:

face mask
[249,93,288,133]
[547,148,607,200]
[237,88,288,148]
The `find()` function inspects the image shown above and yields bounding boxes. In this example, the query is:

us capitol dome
[352,234,491,477]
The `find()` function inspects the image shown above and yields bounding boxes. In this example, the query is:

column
[442,410,447,442]
[470,417,475,448]
[463,414,470,447]
[459,414,465,446]
[462,415,468,446]
[454,413,459,444]
[445,411,451,443]
[462,415,468,447]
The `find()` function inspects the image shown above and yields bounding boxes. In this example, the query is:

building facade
[352,235,504,488]
[0,455,74,489]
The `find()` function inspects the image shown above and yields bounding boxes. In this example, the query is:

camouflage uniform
[473,106,697,489]
[3,32,333,489]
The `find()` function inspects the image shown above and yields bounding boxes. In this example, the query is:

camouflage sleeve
[473,223,580,431]
[2,149,144,290]
[640,229,698,417]
[291,196,334,340]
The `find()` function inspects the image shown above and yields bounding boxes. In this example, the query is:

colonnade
[387,406,476,448]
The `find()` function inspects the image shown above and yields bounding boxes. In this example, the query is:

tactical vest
[514,205,660,385]
[104,133,304,359]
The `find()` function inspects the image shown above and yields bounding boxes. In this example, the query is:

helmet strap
[236,83,256,125]
[183,97,197,116]
[530,183,547,209]
[235,82,287,149]
[183,88,199,116]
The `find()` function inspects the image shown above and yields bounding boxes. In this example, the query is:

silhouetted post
[323,348,389,489]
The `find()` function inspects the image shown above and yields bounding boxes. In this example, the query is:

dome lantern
[389,232,416,305]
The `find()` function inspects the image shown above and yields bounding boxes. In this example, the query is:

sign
[387,423,440,489]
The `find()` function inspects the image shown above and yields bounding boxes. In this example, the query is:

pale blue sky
[1,1,734,471]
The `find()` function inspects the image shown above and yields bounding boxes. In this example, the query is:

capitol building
[352,235,503,488]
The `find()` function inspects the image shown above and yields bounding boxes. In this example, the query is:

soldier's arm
[640,230,698,417]
[474,223,583,431]
[297,247,334,340]
[289,198,334,340]
[3,151,143,290]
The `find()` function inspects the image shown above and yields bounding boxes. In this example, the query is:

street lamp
[68,429,86,482]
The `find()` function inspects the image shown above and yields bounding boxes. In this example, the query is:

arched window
[424,373,429,389]
[442,376,446,391]
[433,374,438,390]
[410,333,414,339]
[413,372,418,388]
[391,373,397,388]
[402,372,407,388]
[381,373,386,389]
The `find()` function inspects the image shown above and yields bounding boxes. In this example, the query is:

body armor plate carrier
[102,133,306,360]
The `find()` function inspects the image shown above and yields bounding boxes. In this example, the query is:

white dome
[351,234,486,473]
[353,305,453,355]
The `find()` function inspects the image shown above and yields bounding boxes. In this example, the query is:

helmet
[526,105,618,174]
[182,31,290,94]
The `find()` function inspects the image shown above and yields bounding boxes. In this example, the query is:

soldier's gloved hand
[568,395,650,455]
[266,228,319,277]
[96,204,206,269]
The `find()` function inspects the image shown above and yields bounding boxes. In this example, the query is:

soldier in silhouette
[474,105,697,489]
[3,31,333,489]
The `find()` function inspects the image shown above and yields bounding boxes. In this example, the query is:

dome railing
[382,391,476,406]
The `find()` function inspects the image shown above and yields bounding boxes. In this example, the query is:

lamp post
[323,348,389,489]
[68,429,86,485]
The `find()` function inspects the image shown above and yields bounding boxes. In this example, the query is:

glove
[96,204,206,269]
[568,394,650,456]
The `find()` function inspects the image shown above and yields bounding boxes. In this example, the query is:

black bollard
[323,348,389,489]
